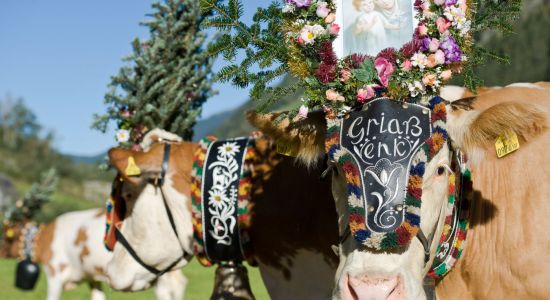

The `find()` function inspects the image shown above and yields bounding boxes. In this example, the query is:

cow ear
[246,110,327,167]
[108,146,163,185]
[447,101,548,161]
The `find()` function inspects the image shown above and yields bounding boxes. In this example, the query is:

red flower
[376,48,397,64]
[315,62,337,84]
[319,41,337,65]
[400,40,420,58]
[344,53,368,69]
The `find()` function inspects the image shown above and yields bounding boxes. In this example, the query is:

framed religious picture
[334,0,417,57]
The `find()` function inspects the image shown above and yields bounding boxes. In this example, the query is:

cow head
[0,221,26,258]
[106,142,197,291]
[247,93,548,299]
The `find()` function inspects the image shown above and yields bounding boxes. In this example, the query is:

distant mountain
[193,109,235,141]
[65,152,106,165]
[207,76,302,139]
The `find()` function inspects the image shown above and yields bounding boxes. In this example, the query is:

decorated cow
[105,132,339,299]
[247,82,550,299]
[1,209,186,300]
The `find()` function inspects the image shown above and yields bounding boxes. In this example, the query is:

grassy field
[0,259,269,300]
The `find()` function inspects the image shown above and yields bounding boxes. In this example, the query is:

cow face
[0,221,24,258]
[247,92,548,300]
[105,143,196,291]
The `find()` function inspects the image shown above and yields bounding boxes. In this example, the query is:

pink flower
[429,38,440,52]
[441,70,453,81]
[401,60,413,71]
[422,73,438,86]
[121,110,132,118]
[426,54,437,68]
[340,68,351,82]
[420,1,430,11]
[357,86,375,103]
[296,105,309,120]
[374,57,395,87]
[325,13,336,23]
[435,50,446,65]
[326,89,345,101]
[434,0,445,5]
[459,0,468,12]
[329,23,340,35]
[297,36,304,44]
[436,17,451,33]
[418,24,428,36]
[316,2,330,18]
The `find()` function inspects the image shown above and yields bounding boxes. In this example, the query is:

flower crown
[282,0,472,115]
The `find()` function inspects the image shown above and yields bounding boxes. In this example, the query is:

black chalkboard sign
[340,99,431,232]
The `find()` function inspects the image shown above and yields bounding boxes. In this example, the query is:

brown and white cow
[247,82,550,299]
[106,134,340,299]
[1,208,186,300]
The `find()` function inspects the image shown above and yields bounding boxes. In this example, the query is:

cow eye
[437,166,446,176]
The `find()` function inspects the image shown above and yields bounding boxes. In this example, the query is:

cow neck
[114,143,192,277]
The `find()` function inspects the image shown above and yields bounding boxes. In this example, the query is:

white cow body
[11,208,186,300]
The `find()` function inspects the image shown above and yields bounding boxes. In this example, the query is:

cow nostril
[345,274,404,300]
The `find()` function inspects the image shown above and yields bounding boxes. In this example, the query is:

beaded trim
[428,168,471,279]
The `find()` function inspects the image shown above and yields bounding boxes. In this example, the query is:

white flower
[411,52,428,70]
[299,24,327,44]
[311,24,326,35]
[408,81,426,97]
[218,141,240,157]
[282,4,295,13]
[444,5,471,36]
[457,19,471,36]
[208,189,229,210]
[116,129,130,143]
[296,105,309,120]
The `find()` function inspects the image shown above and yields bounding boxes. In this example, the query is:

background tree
[3,168,58,223]
[93,0,215,145]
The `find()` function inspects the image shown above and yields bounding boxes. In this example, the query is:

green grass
[0,259,269,300]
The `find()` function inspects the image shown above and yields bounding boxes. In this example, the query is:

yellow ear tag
[276,141,298,157]
[125,156,141,176]
[495,132,520,158]
[5,228,14,239]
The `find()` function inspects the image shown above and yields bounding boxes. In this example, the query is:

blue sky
[0,0,270,156]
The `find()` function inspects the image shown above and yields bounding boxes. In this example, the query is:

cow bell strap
[191,137,256,266]
[115,143,192,277]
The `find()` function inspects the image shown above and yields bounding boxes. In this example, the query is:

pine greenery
[201,0,523,109]
[4,169,58,223]
[93,0,215,143]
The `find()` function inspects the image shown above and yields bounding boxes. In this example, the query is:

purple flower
[287,0,312,8]
[440,35,462,63]
[419,37,431,52]
[445,0,458,6]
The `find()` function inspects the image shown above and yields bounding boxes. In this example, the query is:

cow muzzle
[339,273,405,300]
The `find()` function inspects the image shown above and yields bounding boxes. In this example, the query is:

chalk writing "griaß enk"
[346,113,424,164]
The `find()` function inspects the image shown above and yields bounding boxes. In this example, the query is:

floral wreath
[282,0,471,116]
